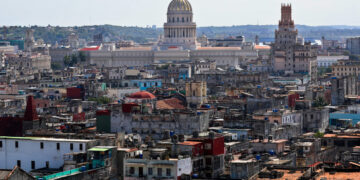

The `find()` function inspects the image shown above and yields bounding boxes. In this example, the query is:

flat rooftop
[316,172,360,180]
[0,136,94,143]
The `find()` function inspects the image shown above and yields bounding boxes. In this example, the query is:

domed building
[159,0,199,50]
[85,0,259,68]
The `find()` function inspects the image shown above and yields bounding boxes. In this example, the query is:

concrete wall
[0,138,94,172]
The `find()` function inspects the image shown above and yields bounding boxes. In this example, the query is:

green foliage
[2,25,360,45]
[350,54,360,61]
[318,67,332,76]
[64,53,81,67]
[313,97,328,107]
[156,64,169,70]
[314,132,324,138]
[78,51,86,62]
[71,54,78,65]
[88,96,111,105]
[63,55,72,67]
[51,62,62,70]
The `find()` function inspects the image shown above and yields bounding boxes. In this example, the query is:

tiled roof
[79,46,100,51]
[156,98,185,110]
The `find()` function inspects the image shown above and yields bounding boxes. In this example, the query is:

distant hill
[1,25,360,44]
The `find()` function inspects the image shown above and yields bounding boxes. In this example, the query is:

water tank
[80,166,87,172]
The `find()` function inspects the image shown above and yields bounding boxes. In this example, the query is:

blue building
[129,79,162,91]
[330,113,360,128]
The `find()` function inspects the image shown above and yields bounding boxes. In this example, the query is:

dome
[129,91,156,99]
[168,0,192,13]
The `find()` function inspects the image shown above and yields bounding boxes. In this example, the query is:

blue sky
[1,0,359,27]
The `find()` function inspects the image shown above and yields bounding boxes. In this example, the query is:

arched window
[183,30,185,37]
[172,17,175,22]
[177,17,179,22]
[182,17,185,22]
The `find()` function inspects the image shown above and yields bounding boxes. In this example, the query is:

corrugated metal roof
[0,170,11,179]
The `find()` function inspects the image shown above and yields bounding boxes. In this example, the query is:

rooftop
[179,141,202,146]
[0,136,94,143]
[316,172,360,180]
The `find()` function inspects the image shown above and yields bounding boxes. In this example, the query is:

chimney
[23,95,39,122]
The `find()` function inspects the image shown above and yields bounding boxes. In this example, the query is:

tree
[71,54,78,65]
[88,96,111,105]
[314,132,324,138]
[63,55,71,67]
[313,97,327,107]
[350,54,360,61]
[78,51,86,62]
[51,62,62,70]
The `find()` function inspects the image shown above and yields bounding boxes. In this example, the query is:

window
[157,168,162,176]
[31,161,35,169]
[148,168,153,175]
[79,144,83,151]
[70,143,73,151]
[57,143,60,150]
[0,141,2,148]
[166,168,171,176]
[46,161,49,169]
[40,142,44,149]
[17,160,21,167]
[130,167,135,174]
[206,158,212,166]
[15,141,18,148]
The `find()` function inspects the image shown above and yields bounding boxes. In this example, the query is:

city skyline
[1,0,360,27]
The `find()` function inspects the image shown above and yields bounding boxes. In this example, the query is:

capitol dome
[168,0,192,13]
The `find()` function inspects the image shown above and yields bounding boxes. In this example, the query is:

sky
[0,0,359,27]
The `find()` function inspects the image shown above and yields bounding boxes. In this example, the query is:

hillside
[1,25,360,44]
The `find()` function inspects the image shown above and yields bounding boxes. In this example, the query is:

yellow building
[332,60,360,77]
[185,81,207,106]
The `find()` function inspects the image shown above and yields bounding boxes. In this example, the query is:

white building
[83,0,259,68]
[0,136,95,172]
[317,55,349,68]
[125,157,192,180]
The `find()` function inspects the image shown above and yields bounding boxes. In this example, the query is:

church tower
[159,0,199,50]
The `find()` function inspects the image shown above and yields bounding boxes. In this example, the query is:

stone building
[186,81,207,106]
[158,0,198,50]
[6,53,51,72]
[271,4,317,81]
[84,0,259,68]
[346,37,360,55]
[332,59,360,77]
[24,29,35,52]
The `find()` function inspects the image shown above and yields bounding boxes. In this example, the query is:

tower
[271,4,317,81]
[275,4,298,48]
[159,0,199,50]
[23,95,40,131]
[273,4,299,74]
[24,29,35,52]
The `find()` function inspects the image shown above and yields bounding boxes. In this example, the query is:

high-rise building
[346,37,360,55]
[271,4,317,81]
